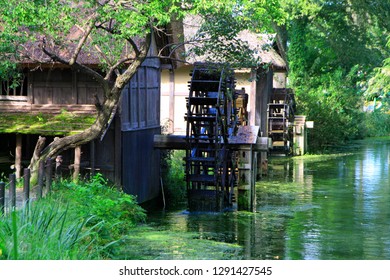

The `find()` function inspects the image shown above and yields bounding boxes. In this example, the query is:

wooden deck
[154,132,270,151]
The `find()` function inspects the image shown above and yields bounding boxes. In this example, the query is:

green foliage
[0,174,146,259]
[0,205,103,260]
[286,0,390,151]
[59,173,146,233]
[160,150,187,208]
[362,111,390,137]
[295,68,366,152]
[366,38,390,100]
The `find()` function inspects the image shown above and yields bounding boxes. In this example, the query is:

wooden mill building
[0,33,165,203]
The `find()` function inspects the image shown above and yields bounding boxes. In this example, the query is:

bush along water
[0,174,146,260]
[160,150,187,209]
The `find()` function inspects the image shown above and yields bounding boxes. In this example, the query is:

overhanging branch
[70,14,98,65]
[41,40,108,91]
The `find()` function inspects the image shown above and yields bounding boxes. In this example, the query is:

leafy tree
[0,0,283,178]
[281,0,390,150]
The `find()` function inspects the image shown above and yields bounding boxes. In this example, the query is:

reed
[0,201,104,259]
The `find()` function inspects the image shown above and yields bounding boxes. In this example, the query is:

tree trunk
[30,33,151,182]
[28,136,46,185]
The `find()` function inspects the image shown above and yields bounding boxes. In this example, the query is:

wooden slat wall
[30,69,103,106]
[121,127,161,203]
[121,57,161,131]
[120,58,162,202]
[1,69,103,114]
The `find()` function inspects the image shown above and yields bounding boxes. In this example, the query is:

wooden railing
[0,159,54,215]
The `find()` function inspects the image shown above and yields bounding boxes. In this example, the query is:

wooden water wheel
[184,63,238,211]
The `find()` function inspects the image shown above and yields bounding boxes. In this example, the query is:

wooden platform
[154,127,270,152]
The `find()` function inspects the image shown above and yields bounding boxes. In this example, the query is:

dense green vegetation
[284,0,390,152]
[160,150,187,208]
[0,174,146,259]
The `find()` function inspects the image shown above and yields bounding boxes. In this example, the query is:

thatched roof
[182,15,286,70]
[19,25,140,68]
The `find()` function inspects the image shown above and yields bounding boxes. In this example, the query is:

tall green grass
[0,174,146,260]
[0,204,103,259]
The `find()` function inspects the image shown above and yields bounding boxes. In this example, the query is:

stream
[142,138,390,260]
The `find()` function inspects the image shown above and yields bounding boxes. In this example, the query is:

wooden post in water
[37,160,45,199]
[23,168,30,205]
[9,173,16,209]
[45,158,53,194]
[0,181,5,215]
[236,147,257,211]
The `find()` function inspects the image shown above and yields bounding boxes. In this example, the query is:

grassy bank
[0,174,146,259]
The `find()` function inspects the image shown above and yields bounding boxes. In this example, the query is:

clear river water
[146,138,390,260]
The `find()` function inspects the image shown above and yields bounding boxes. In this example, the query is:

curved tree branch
[95,23,141,56]
[70,14,98,65]
[39,31,152,161]
[41,41,109,92]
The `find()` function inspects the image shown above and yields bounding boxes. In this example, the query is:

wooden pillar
[23,168,30,205]
[45,158,53,194]
[237,146,257,212]
[73,146,81,182]
[37,160,45,199]
[90,140,95,177]
[114,116,122,187]
[249,69,256,126]
[0,181,5,216]
[168,69,175,133]
[15,134,22,179]
[9,173,16,209]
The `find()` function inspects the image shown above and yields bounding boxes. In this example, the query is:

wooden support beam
[153,134,187,150]
[15,134,22,179]
[168,69,175,134]
[9,173,16,209]
[90,140,95,177]
[0,181,5,216]
[23,168,30,206]
[73,146,81,182]
[153,134,269,151]
[37,160,44,199]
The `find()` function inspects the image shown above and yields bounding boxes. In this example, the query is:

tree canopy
[280,0,390,150]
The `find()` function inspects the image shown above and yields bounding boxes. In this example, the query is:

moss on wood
[0,110,96,136]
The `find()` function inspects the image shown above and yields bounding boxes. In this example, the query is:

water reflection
[149,139,390,260]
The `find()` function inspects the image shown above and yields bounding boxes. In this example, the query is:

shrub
[0,174,146,259]
[363,110,390,137]
[160,150,187,208]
